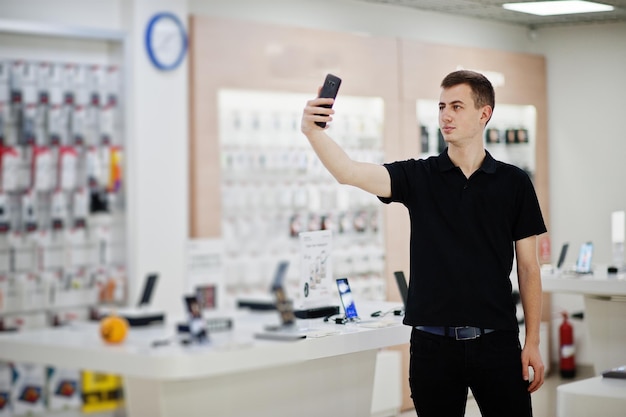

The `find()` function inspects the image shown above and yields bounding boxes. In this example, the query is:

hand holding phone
[315,74,342,128]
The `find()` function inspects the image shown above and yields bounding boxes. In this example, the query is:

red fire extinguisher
[559,311,576,378]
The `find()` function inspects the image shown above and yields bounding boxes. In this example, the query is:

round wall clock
[145,12,188,71]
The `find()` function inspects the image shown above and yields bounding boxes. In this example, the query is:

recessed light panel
[503,1,614,16]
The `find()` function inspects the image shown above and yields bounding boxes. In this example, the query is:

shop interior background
[1,0,625,368]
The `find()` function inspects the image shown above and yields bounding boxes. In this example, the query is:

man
[301,70,545,416]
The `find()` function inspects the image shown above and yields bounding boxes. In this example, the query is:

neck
[447,142,486,178]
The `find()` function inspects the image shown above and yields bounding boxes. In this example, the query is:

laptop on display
[137,273,159,307]
[102,273,165,327]
[556,243,569,270]
[393,271,409,310]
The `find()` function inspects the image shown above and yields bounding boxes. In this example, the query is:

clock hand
[157,32,176,49]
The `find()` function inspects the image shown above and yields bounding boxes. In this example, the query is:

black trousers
[409,327,532,417]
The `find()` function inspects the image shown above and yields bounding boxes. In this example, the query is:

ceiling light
[502,1,614,16]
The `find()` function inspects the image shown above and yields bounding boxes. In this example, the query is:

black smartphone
[184,295,202,318]
[315,73,342,128]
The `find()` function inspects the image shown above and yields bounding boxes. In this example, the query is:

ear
[480,105,493,125]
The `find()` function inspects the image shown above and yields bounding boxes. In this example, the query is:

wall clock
[145,12,188,71]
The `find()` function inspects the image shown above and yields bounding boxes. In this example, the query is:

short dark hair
[441,70,495,112]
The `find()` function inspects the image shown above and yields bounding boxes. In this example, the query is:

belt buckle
[454,326,479,340]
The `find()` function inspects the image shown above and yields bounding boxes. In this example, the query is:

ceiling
[355,0,626,27]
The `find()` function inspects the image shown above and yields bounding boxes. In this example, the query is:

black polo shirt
[379,149,546,331]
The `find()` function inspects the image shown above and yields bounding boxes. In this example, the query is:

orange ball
[99,315,129,344]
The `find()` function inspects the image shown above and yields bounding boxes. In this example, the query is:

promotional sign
[298,230,334,310]
[11,363,45,415]
[81,371,123,413]
[0,362,11,416]
[47,367,81,411]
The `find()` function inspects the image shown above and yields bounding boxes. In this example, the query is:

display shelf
[218,89,386,305]
[417,99,537,177]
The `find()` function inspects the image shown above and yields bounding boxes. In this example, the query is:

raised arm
[301,97,391,198]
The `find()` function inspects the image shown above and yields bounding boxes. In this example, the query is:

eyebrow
[439,100,465,107]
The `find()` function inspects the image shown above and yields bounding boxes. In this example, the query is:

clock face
[145,12,187,71]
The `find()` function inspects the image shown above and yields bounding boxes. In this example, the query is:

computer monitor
[138,274,158,307]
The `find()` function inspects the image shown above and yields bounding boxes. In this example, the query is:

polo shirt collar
[437,148,497,174]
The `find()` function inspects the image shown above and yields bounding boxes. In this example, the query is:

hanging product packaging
[21,190,37,233]
[58,146,77,191]
[31,145,53,192]
[73,188,88,228]
[1,146,20,192]
[108,146,122,193]
[51,190,67,231]
[85,146,101,189]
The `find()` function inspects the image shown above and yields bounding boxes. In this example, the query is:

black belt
[415,326,495,341]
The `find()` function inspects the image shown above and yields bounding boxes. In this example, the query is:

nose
[440,108,452,123]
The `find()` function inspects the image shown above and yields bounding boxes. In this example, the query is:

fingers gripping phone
[315,74,342,128]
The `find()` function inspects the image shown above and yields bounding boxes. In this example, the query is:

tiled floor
[399,365,596,417]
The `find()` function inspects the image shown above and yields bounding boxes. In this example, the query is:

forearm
[518,264,542,346]
[519,261,546,392]
[304,129,356,185]
[301,96,391,197]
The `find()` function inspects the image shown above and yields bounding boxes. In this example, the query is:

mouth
[441,126,455,134]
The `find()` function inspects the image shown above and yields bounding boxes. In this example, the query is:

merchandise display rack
[417,99,537,178]
[0,19,129,330]
[218,89,387,305]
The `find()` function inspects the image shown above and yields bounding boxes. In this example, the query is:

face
[438,84,491,146]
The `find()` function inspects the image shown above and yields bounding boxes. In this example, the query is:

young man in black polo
[301,70,546,416]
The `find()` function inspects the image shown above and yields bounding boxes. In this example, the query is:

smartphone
[575,242,593,274]
[336,277,358,320]
[273,286,296,326]
[254,332,306,341]
[315,74,342,128]
[184,295,202,319]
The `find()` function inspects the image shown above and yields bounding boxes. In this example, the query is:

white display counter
[542,269,626,375]
[542,269,626,297]
[0,305,410,417]
[557,376,626,417]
